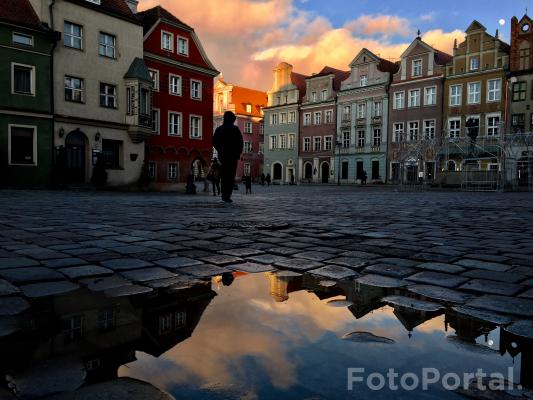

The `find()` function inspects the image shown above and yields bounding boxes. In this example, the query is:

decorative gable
[349,48,380,67]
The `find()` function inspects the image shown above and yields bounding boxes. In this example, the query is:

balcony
[371,116,382,125]
[356,118,366,127]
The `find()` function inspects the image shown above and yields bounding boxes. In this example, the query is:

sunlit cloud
[344,14,413,38]
[420,12,437,22]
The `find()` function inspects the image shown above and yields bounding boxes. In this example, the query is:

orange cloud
[421,29,465,54]
[344,14,413,38]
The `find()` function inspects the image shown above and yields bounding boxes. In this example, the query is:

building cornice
[338,83,388,97]
[0,44,51,57]
[0,109,52,119]
[391,75,444,87]
[55,114,128,130]
[144,51,219,77]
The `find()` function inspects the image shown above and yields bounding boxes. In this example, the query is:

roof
[291,71,308,100]
[66,0,138,23]
[138,5,193,35]
[231,86,268,117]
[0,0,43,30]
[434,50,453,65]
[124,57,152,81]
[308,66,351,91]
[377,58,399,74]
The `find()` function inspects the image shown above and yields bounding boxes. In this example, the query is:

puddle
[0,272,531,399]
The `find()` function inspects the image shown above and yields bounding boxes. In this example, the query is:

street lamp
[336,140,341,185]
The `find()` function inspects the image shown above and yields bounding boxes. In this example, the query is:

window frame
[449,84,462,107]
[11,62,35,96]
[161,30,174,52]
[152,108,160,134]
[99,82,117,109]
[64,21,83,50]
[168,111,182,136]
[168,163,178,180]
[12,32,33,46]
[189,115,202,139]
[487,78,501,102]
[467,81,481,104]
[314,111,322,125]
[486,113,501,136]
[169,74,182,96]
[448,117,461,138]
[512,81,527,102]
[408,120,419,141]
[324,136,333,151]
[357,129,365,148]
[190,79,202,100]
[424,86,437,106]
[313,136,321,151]
[303,112,311,126]
[423,119,436,139]
[64,75,85,103]
[148,68,159,91]
[408,89,420,108]
[244,121,253,134]
[325,110,333,123]
[303,137,311,152]
[372,128,381,147]
[8,124,37,166]
[177,36,189,56]
[393,122,403,143]
[98,31,116,59]
[393,91,405,109]
[412,59,422,77]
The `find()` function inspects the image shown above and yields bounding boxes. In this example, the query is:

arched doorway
[321,162,330,183]
[273,163,282,181]
[65,129,87,183]
[191,158,206,181]
[304,162,312,181]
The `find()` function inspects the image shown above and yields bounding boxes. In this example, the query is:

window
[520,47,530,70]
[450,85,462,106]
[63,315,84,343]
[373,101,382,117]
[341,161,349,179]
[152,109,159,133]
[148,69,159,91]
[424,86,436,106]
[360,74,368,86]
[259,124,264,135]
[126,86,134,114]
[408,89,420,107]
[324,136,332,151]
[99,32,116,58]
[9,126,36,165]
[448,118,461,138]
[13,33,33,46]
[412,59,422,76]
[393,122,403,143]
[64,22,82,49]
[98,308,116,333]
[393,92,404,109]
[408,121,419,141]
[245,104,252,113]
[148,162,156,178]
[191,80,202,100]
[424,119,436,139]
[258,143,264,154]
[169,74,181,95]
[271,114,278,125]
[161,31,173,51]
[311,92,317,102]
[99,83,116,108]
[102,139,121,169]
[243,163,251,176]
[140,88,150,115]
[511,114,525,131]
[447,160,457,171]
[288,111,296,123]
[513,82,527,101]
[468,82,481,104]
[279,134,287,149]
[270,135,277,149]
[357,130,365,148]
[342,131,350,148]
[12,64,34,95]
[289,134,295,149]
[190,116,202,138]
[303,113,311,125]
[487,79,501,102]
[314,112,322,125]
[303,137,311,151]
[470,57,479,71]
[342,105,351,120]
[280,112,287,124]
[321,90,328,101]
[244,141,253,153]
[325,110,333,123]
[486,114,500,136]
[64,76,84,103]
[357,103,366,119]
[373,128,381,147]
[313,137,321,151]
[168,112,182,136]
[177,37,188,55]
[168,163,177,180]
[244,121,252,134]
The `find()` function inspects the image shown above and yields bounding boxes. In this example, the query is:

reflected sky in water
[120,273,517,399]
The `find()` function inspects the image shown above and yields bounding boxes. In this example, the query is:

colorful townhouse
[337,49,398,184]
[508,13,533,188]
[214,78,267,181]
[442,21,510,174]
[30,0,153,186]
[299,67,349,184]
[139,6,218,188]
[387,36,452,183]
[263,62,307,184]
[0,0,55,187]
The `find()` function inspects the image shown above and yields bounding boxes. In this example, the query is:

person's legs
[221,159,238,201]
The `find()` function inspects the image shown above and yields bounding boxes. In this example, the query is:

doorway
[304,163,313,181]
[273,163,282,180]
[65,130,87,183]
[321,162,329,183]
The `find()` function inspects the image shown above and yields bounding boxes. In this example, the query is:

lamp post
[336,140,341,185]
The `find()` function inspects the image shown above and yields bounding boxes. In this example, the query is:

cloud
[420,12,437,22]
[421,29,465,54]
[344,14,413,38]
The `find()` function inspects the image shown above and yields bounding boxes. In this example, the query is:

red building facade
[139,6,218,187]
[214,78,267,180]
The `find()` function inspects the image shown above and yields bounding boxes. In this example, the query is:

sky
[138,0,531,91]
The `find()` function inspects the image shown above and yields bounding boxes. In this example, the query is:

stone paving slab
[226,262,274,273]
[356,274,407,288]
[326,257,366,269]
[21,281,79,298]
[0,257,40,269]
[381,295,444,312]
[0,297,30,316]
[220,248,265,257]
[58,265,113,280]
[451,306,514,325]
[247,254,292,265]
[460,270,526,284]
[293,251,335,262]
[406,271,469,289]
[454,259,512,272]
[199,255,244,266]
[504,320,533,340]
[374,258,420,268]
[466,295,533,318]
[42,258,88,268]
[460,279,524,296]
[273,258,324,271]
[79,275,132,292]
[519,288,533,299]
[119,268,177,283]
[0,267,64,284]
[308,265,358,280]
[0,279,20,296]
[101,258,154,271]
[408,285,473,304]
[414,262,465,274]
[363,264,417,278]
[179,264,231,278]
[153,257,202,269]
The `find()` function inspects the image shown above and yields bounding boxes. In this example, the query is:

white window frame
[449,84,462,107]
[177,36,189,56]
[408,120,419,141]
[487,79,501,102]
[324,136,332,151]
[279,134,287,149]
[280,112,287,124]
[357,103,366,119]
[64,75,84,103]
[190,115,202,139]
[360,74,368,86]
[161,30,174,52]
[357,129,365,148]
[98,31,116,58]
[169,74,182,96]
[470,57,479,71]
[303,113,311,126]
[321,89,328,101]
[325,110,333,123]
[373,101,382,117]
[393,122,403,143]
[314,111,322,125]
[64,21,83,49]
[148,69,159,91]
[486,113,501,136]
[412,59,422,76]
[311,92,317,102]
[342,130,350,148]
[245,104,252,113]
[448,117,461,138]
[270,135,277,149]
[99,82,117,108]
[468,81,481,104]
[424,86,437,106]
[288,111,296,123]
[152,108,160,134]
[168,111,182,136]
[288,134,295,149]
[13,32,33,46]
[313,136,321,151]
[8,124,37,166]
[148,161,156,178]
[168,163,178,180]
[271,113,278,125]
[423,119,436,139]
[303,137,311,151]
[408,89,420,108]
[373,128,381,147]
[244,121,253,134]
[342,105,351,120]
[244,141,253,153]
[190,79,202,100]
[393,91,404,109]
[11,62,35,96]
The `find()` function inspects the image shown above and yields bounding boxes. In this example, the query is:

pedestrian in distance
[212,111,244,203]
[244,175,252,194]
[265,173,271,186]
[260,173,266,186]
[362,170,368,185]
[207,159,221,196]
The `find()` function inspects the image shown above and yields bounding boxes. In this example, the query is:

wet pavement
[0,186,532,399]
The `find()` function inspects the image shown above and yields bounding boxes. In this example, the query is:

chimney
[126,0,138,13]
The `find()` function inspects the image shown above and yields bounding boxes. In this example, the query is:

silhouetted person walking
[213,111,243,203]
[266,173,271,186]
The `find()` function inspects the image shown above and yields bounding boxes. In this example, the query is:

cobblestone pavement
[1,186,533,332]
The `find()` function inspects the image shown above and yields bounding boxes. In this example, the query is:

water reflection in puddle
[1,272,530,399]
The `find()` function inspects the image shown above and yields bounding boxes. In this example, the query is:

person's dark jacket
[213,111,243,161]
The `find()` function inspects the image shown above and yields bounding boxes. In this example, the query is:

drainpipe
[49,0,58,187]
